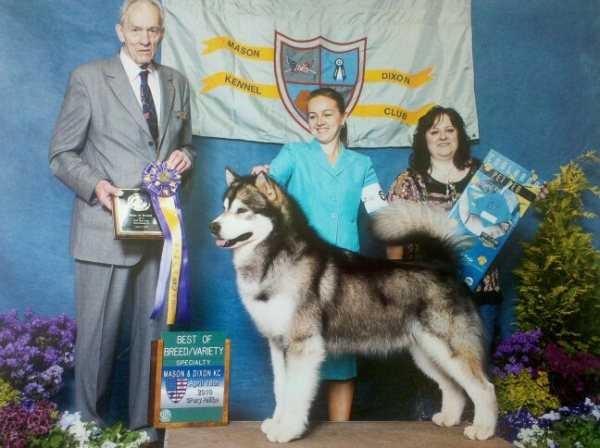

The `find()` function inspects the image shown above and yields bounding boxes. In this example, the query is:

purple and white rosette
[143,161,191,324]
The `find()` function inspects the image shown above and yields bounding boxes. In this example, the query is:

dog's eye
[236,207,248,214]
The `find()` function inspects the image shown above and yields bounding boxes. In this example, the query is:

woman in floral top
[387,106,501,355]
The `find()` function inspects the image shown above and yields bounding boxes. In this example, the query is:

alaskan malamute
[209,169,497,443]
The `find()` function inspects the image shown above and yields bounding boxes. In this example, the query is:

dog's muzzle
[209,220,252,248]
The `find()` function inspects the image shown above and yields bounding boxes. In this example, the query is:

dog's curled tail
[370,200,464,267]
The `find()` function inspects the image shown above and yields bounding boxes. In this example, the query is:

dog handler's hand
[536,181,549,200]
[95,179,122,212]
[167,149,192,174]
[251,164,270,175]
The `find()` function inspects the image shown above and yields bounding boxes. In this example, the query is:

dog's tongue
[215,239,228,247]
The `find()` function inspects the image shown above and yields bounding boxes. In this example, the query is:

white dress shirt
[119,49,162,126]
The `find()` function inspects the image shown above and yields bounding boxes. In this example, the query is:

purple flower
[23,382,44,397]
[492,329,545,379]
[0,403,28,433]
[502,408,542,430]
[5,358,18,368]
[0,310,76,400]
[26,400,57,436]
[0,400,58,446]
[3,431,28,448]
[544,343,600,404]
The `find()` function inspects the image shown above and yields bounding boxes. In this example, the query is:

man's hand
[166,149,192,174]
[95,180,121,212]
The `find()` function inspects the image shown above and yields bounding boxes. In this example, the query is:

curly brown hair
[410,106,472,175]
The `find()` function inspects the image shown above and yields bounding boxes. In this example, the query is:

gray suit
[49,54,193,430]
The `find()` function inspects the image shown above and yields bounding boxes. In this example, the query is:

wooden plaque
[112,188,163,239]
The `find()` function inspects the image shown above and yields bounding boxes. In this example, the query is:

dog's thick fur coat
[210,170,497,443]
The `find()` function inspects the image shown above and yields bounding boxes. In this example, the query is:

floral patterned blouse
[387,160,502,304]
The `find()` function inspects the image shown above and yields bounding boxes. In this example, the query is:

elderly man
[49,0,193,441]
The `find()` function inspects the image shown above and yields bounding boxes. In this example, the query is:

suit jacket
[49,55,194,266]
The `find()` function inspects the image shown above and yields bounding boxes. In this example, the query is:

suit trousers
[74,243,165,430]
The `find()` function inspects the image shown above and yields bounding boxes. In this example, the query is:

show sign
[449,149,543,290]
[150,331,230,428]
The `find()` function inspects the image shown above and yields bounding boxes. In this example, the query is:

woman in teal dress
[252,87,386,420]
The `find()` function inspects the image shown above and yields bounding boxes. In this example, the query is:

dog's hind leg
[261,340,287,436]
[409,345,465,427]
[414,329,497,440]
[264,335,325,443]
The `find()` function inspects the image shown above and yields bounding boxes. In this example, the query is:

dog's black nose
[209,221,220,235]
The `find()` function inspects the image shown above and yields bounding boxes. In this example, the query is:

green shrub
[552,415,600,448]
[514,151,600,355]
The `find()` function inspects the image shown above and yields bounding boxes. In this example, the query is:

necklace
[446,181,457,203]
[428,164,463,204]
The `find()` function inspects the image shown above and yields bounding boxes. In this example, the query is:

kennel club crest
[274,32,366,132]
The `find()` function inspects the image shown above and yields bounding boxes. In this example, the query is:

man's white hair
[119,0,165,26]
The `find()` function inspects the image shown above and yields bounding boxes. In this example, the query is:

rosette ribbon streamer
[143,161,191,324]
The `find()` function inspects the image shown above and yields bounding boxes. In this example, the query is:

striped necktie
[139,69,159,144]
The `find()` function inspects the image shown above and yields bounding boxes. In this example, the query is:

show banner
[150,332,230,428]
[449,150,543,290]
[162,0,478,148]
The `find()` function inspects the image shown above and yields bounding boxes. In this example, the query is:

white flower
[58,411,82,430]
[101,442,118,448]
[514,424,549,447]
[546,439,557,448]
[69,423,92,447]
[584,398,600,421]
[575,442,584,448]
[540,410,561,421]
[127,430,151,447]
[59,411,94,446]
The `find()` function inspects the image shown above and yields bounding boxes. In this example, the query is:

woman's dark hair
[410,105,471,175]
[308,87,348,146]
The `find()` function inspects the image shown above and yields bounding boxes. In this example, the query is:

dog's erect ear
[255,172,278,201]
[225,167,239,186]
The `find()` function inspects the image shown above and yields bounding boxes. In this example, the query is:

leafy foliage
[551,415,600,448]
[0,377,21,408]
[27,412,150,448]
[494,370,560,416]
[514,151,600,355]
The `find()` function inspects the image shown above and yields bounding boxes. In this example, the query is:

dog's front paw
[464,424,495,440]
[264,418,306,443]
[261,418,277,435]
[432,412,461,427]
